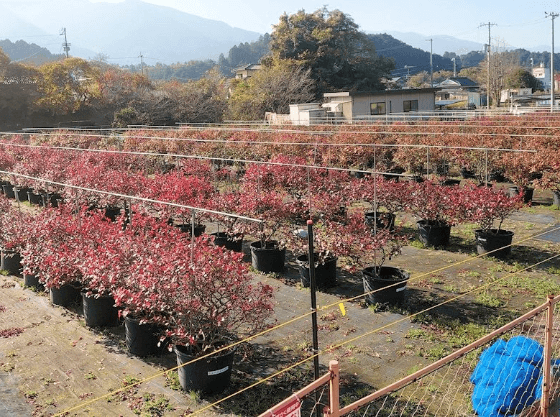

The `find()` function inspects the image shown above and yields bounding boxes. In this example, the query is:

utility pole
[479,22,497,110]
[426,38,433,87]
[60,27,71,58]
[451,57,457,77]
[139,52,145,76]
[546,12,558,113]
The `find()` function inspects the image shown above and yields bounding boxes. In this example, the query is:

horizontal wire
[0,132,539,153]
[53,221,560,416]
[0,170,262,223]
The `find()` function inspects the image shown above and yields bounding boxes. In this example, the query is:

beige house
[322,89,437,122]
[234,64,261,79]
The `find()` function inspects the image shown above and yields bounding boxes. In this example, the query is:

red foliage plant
[466,184,524,233]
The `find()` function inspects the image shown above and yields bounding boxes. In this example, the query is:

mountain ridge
[0,0,261,64]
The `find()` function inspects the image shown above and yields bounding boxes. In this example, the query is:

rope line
[52,224,560,416]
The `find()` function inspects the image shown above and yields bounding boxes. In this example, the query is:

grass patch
[475,292,504,308]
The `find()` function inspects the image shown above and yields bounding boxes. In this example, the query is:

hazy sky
[86,0,560,50]
[3,0,560,52]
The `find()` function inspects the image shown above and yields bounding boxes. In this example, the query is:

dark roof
[325,88,438,98]
[439,77,478,87]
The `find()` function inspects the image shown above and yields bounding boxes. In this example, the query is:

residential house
[532,63,551,91]
[435,77,483,108]
[288,103,327,126]
[234,64,261,79]
[321,89,438,122]
[500,88,533,105]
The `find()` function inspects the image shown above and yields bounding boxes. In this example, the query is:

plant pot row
[46,281,233,394]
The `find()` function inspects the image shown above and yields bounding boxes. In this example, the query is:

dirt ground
[1,189,560,416]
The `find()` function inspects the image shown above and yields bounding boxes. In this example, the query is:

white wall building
[532,63,551,91]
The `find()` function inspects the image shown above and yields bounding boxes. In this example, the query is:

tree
[34,57,101,114]
[162,67,228,124]
[226,60,315,120]
[407,71,430,88]
[504,67,542,90]
[268,7,394,97]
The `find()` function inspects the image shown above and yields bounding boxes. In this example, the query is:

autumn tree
[97,68,153,109]
[268,7,394,97]
[161,67,228,123]
[226,60,315,120]
[34,58,101,114]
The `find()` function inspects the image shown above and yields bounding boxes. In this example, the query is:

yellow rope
[54,225,560,415]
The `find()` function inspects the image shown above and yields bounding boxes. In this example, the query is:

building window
[370,102,386,115]
[403,100,418,112]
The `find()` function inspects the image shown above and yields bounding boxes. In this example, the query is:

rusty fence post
[325,360,340,417]
[541,294,555,416]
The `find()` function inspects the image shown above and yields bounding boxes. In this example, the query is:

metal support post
[307,220,320,417]
[541,294,555,416]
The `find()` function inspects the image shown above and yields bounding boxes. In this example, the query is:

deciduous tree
[227,60,315,120]
[268,7,394,96]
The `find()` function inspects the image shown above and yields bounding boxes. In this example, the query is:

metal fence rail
[260,295,560,417]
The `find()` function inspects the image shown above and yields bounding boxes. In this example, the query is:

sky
[85,0,560,51]
[3,0,560,53]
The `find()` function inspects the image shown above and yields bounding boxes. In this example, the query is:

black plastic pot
[417,220,451,247]
[82,292,119,327]
[211,232,243,252]
[362,266,409,305]
[49,282,82,307]
[0,250,22,276]
[441,179,461,186]
[14,187,30,202]
[365,212,396,231]
[125,316,164,357]
[297,254,337,289]
[475,229,514,259]
[175,344,235,395]
[23,273,43,291]
[508,186,533,204]
[27,191,43,206]
[2,184,15,199]
[460,167,476,179]
[250,240,285,273]
[553,190,560,209]
[176,223,206,237]
[41,193,62,208]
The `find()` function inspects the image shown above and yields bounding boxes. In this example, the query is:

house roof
[438,77,478,88]
[324,88,438,99]
[234,64,261,72]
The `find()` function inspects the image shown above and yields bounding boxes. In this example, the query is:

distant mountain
[0,0,261,65]
[369,33,454,76]
[383,31,485,56]
[0,39,63,65]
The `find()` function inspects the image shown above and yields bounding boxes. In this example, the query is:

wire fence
[260,295,560,417]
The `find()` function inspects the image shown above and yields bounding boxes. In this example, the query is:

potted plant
[207,190,246,252]
[534,149,560,209]
[149,236,274,394]
[240,186,291,274]
[409,180,468,248]
[499,151,543,204]
[355,177,413,232]
[287,218,340,290]
[143,168,215,236]
[469,184,524,259]
[111,214,189,356]
[328,209,410,305]
[0,195,34,277]
[22,206,84,307]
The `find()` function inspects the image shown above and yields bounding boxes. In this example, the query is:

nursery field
[1,114,560,416]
